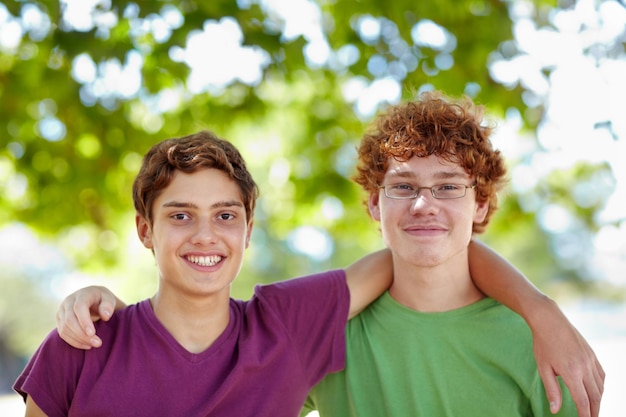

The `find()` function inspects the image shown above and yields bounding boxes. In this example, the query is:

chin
[401,249,443,267]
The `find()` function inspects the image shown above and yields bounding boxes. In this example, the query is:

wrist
[519,293,562,331]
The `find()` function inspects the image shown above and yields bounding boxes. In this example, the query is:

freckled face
[136,168,252,299]
[369,155,487,268]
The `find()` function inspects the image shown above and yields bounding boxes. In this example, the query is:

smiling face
[353,94,507,235]
[369,154,488,269]
[137,168,252,300]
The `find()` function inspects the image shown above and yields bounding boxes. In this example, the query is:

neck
[388,252,485,312]
[151,290,230,353]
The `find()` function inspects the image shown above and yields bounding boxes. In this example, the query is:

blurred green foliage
[0,0,621,363]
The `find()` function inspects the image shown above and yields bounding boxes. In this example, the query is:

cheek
[221,225,251,249]
[151,227,184,251]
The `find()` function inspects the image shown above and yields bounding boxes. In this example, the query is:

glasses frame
[378,183,476,200]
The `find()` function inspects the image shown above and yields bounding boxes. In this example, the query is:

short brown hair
[133,131,259,225]
[353,91,507,233]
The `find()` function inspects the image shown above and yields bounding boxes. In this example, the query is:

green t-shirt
[302,292,577,417]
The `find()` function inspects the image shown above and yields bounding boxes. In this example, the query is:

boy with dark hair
[15,131,391,416]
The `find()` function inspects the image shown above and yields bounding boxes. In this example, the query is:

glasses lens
[386,185,416,199]
[432,184,465,199]
[382,184,471,199]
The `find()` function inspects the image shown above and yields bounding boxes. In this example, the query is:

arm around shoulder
[467,238,605,417]
[345,249,393,319]
[56,285,128,350]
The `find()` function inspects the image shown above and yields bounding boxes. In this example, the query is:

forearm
[345,248,393,319]
[468,239,605,417]
[468,238,552,324]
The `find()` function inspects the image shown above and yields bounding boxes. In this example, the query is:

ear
[473,200,489,224]
[368,192,381,221]
[136,214,154,249]
[245,220,254,248]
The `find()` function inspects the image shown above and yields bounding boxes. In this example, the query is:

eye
[171,213,191,221]
[391,183,414,191]
[218,213,235,221]
[436,184,461,191]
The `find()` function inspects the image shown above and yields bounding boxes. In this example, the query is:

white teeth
[187,255,222,266]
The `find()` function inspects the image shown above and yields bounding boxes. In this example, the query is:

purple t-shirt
[14,269,349,417]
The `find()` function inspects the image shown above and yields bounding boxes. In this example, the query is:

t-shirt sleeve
[300,394,317,416]
[13,329,84,417]
[253,269,350,386]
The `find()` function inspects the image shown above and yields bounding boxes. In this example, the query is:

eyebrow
[386,170,469,181]
[162,200,244,210]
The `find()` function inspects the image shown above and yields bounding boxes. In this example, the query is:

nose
[191,221,218,245]
[409,189,438,215]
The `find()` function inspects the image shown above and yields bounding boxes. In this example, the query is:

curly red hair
[353,91,507,233]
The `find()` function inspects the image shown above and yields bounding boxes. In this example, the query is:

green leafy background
[0,0,624,395]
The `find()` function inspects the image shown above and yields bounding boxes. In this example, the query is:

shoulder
[92,300,151,338]
[244,269,349,325]
[479,300,535,351]
[38,328,84,356]
[482,299,527,322]
[254,269,346,299]
[17,327,86,384]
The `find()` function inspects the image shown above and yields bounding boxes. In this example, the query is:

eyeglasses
[378,183,476,200]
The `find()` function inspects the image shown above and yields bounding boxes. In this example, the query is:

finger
[537,365,562,414]
[587,358,606,417]
[63,334,96,350]
[587,383,601,417]
[593,355,606,394]
[74,296,98,338]
[88,335,103,348]
[577,350,605,417]
[97,291,117,322]
[69,306,101,348]
[565,375,590,417]
[57,308,97,349]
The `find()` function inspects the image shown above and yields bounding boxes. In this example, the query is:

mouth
[404,225,447,236]
[186,255,223,267]
[405,224,445,231]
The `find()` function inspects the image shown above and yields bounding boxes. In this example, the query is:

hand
[530,299,605,417]
[55,285,119,349]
